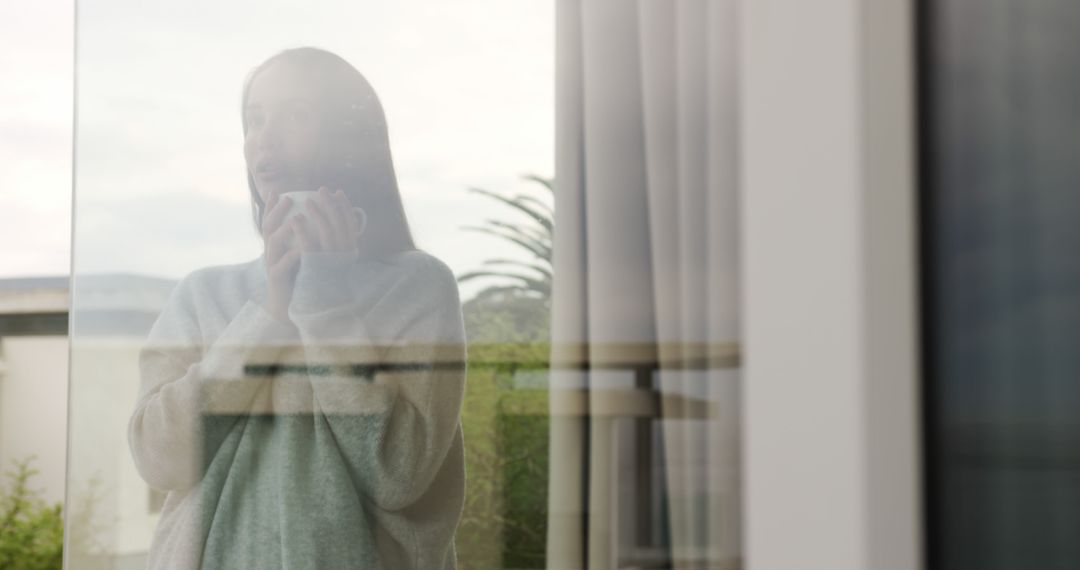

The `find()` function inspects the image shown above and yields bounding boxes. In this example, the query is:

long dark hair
[241,47,416,257]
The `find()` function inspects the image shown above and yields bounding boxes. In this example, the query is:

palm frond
[467,187,553,233]
[457,271,551,295]
[473,284,532,298]
[483,219,550,244]
[462,226,551,261]
[521,174,554,195]
[459,175,555,300]
[514,196,554,220]
[483,221,552,256]
[481,258,553,280]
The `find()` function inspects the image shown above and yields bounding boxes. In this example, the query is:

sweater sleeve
[128,270,301,492]
[285,250,467,512]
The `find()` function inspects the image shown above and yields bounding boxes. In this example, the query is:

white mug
[279,190,368,248]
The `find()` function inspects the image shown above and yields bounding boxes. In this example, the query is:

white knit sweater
[128,249,467,569]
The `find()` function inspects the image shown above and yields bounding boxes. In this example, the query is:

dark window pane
[922,1,1080,568]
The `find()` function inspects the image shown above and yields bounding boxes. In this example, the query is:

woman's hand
[291,187,364,257]
[261,193,302,323]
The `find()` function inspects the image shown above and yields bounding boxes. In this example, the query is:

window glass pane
[922,1,1080,568]
[68,3,553,567]
[66,2,741,568]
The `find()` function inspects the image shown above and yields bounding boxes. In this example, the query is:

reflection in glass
[127,48,466,568]
[66,2,742,568]
[67,3,556,567]
[546,0,741,568]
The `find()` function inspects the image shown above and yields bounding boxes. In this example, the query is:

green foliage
[456,368,507,568]
[0,458,63,570]
[457,287,551,568]
[464,288,550,346]
[497,394,548,568]
[455,173,554,568]
[457,359,551,570]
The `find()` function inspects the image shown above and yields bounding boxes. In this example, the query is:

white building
[0,277,70,506]
[0,274,175,569]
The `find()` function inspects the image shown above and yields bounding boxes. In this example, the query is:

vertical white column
[739,0,921,569]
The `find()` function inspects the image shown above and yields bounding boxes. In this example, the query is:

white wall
[740,0,921,568]
[0,335,69,505]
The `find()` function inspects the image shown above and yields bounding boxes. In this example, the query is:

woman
[128,47,467,569]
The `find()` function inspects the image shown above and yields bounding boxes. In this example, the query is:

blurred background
[1,1,558,567]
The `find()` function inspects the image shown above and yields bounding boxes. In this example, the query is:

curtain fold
[548,0,741,568]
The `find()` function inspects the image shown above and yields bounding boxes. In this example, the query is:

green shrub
[497,392,549,568]
[0,458,63,570]
[457,362,551,570]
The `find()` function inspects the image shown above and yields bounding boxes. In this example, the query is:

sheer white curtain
[547,0,740,568]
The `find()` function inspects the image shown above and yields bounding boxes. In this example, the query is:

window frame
[739,1,922,568]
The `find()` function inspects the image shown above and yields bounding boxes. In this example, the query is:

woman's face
[243,62,323,203]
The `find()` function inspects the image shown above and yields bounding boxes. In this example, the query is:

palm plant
[457,174,553,301]
[455,175,554,567]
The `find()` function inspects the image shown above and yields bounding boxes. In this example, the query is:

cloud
[2,0,554,303]
[73,190,260,279]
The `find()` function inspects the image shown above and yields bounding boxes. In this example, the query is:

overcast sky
[0,1,553,300]
[0,2,75,279]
